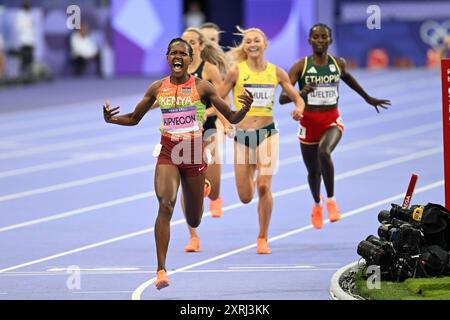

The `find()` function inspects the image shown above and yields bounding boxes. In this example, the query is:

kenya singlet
[156,75,206,134]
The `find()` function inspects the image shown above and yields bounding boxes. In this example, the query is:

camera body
[357,203,426,281]
[357,202,450,281]
[357,235,393,268]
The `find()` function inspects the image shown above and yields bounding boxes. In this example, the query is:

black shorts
[234,122,278,149]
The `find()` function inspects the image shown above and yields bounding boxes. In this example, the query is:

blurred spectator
[394,57,414,69]
[15,0,36,75]
[426,48,441,69]
[367,48,389,69]
[184,0,205,28]
[70,23,101,77]
[200,22,222,44]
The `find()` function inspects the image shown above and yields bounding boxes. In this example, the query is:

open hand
[103,99,120,123]
[365,96,391,113]
[237,89,254,113]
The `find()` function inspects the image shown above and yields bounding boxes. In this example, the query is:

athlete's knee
[257,180,271,197]
[308,172,321,182]
[318,146,332,161]
[239,192,253,204]
[186,214,201,228]
[158,197,176,215]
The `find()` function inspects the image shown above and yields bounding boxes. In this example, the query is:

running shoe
[155,270,169,290]
[184,236,200,252]
[210,196,223,218]
[312,197,324,229]
[256,237,271,254]
[327,198,341,222]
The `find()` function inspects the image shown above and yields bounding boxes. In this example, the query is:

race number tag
[308,83,338,106]
[162,106,199,133]
[297,124,306,140]
[243,84,275,108]
[152,143,162,158]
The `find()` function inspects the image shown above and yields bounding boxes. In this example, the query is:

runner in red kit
[280,24,390,229]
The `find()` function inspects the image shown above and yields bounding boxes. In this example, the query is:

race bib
[162,106,199,133]
[297,124,306,140]
[243,84,275,108]
[307,83,338,106]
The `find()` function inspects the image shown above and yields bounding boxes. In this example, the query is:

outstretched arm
[103,80,162,125]
[198,79,253,124]
[277,67,305,120]
[337,57,391,113]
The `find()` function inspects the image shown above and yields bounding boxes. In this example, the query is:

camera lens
[378,210,391,223]
[378,224,398,241]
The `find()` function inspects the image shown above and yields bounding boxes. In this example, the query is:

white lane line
[0,121,441,201]
[46,264,155,268]
[0,146,441,233]
[0,228,154,274]
[0,268,335,277]
[0,93,142,132]
[0,191,155,233]
[227,265,314,269]
[225,263,341,266]
[0,95,439,161]
[0,165,153,202]
[276,94,439,129]
[131,180,443,300]
[0,112,100,133]
[3,122,107,141]
[0,128,156,160]
[0,151,442,274]
[72,291,134,294]
[179,269,336,272]
[0,71,437,135]
[0,100,440,179]
[345,105,438,129]
[0,271,149,277]
[47,267,141,272]
[0,86,437,145]
[0,72,386,126]
[0,145,151,179]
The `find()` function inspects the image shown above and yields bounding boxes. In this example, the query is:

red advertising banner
[442,59,450,210]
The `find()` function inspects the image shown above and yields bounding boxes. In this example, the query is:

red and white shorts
[297,107,344,144]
